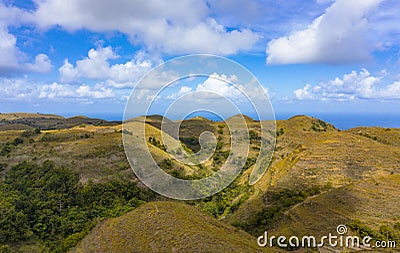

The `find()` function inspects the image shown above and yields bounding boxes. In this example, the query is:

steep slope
[227,115,400,246]
[71,201,275,252]
[275,173,400,237]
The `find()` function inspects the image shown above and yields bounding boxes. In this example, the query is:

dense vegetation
[234,186,324,235]
[200,174,253,219]
[0,161,155,252]
[349,219,400,244]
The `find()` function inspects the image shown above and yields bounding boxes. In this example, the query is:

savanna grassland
[0,112,399,252]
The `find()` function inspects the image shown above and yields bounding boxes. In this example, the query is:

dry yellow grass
[71,201,280,253]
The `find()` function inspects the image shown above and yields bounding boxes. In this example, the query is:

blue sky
[1,0,400,119]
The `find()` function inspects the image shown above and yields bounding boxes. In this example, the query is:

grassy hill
[226,115,400,250]
[71,201,276,252]
[0,113,399,252]
[0,112,120,131]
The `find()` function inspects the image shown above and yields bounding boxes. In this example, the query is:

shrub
[0,161,156,251]
[13,137,23,146]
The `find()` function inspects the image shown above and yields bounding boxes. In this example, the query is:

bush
[249,130,261,143]
[276,128,284,136]
[242,186,322,234]
[0,145,11,156]
[13,137,23,146]
[0,163,7,171]
[22,128,41,138]
[349,220,376,238]
[0,161,156,251]
[394,222,400,231]
[0,245,11,253]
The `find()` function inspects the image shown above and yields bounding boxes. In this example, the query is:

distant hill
[0,112,121,130]
[71,201,276,252]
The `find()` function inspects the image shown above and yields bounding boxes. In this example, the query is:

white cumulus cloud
[39,83,114,99]
[294,68,400,101]
[195,73,241,99]
[165,73,269,102]
[59,46,155,87]
[32,0,259,55]
[266,0,382,64]
[0,22,52,75]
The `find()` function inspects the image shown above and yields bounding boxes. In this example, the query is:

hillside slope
[227,115,400,248]
[71,201,275,252]
[1,114,399,252]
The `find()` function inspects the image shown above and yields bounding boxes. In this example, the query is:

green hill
[0,113,399,252]
[0,112,120,131]
[71,201,275,253]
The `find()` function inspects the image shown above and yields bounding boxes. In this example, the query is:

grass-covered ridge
[71,201,277,253]
[0,113,399,252]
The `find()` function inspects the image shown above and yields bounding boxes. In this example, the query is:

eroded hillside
[0,114,399,252]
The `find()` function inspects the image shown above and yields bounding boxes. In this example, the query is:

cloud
[195,73,241,99]
[0,2,32,25]
[39,83,115,99]
[266,0,382,64]
[32,0,259,55]
[166,86,193,100]
[379,81,400,99]
[165,73,269,102]
[0,76,115,101]
[0,22,20,71]
[0,22,52,75]
[294,68,400,101]
[368,0,400,50]
[59,46,155,87]
[26,54,53,73]
[59,46,118,82]
[0,77,36,99]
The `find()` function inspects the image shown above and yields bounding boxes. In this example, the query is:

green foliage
[394,222,400,231]
[276,128,284,137]
[244,157,256,170]
[238,186,322,234]
[0,161,154,252]
[0,163,7,171]
[160,158,172,169]
[179,136,201,152]
[212,150,229,166]
[249,130,261,143]
[40,132,93,142]
[0,145,12,156]
[171,167,186,179]
[13,137,23,146]
[216,141,223,150]
[349,220,376,238]
[21,128,41,138]
[148,136,166,151]
[201,176,252,219]
[349,220,400,243]
[311,119,328,132]
[0,245,11,253]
